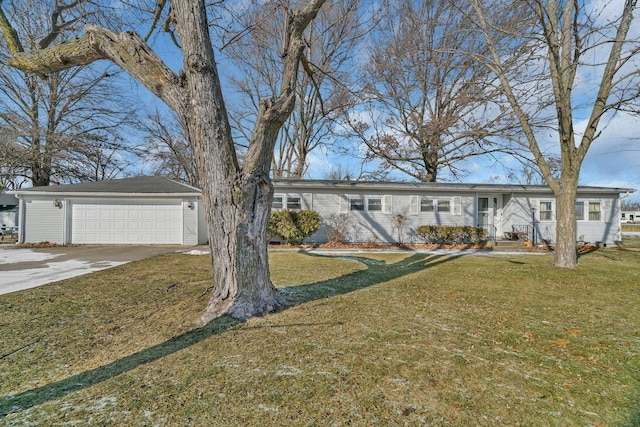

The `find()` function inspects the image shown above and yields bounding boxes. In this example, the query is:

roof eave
[272,179,635,194]
[11,191,200,197]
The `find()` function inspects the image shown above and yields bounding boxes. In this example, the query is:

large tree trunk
[199,174,290,323]
[171,0,326,322]
[553,179,578,268]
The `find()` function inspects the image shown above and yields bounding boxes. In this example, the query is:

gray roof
[0,192,18,206]
[272,179,636,195]
[11,176,201,195]
[9,176,635,197]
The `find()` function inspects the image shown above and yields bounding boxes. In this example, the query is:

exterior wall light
[53,199,62,208]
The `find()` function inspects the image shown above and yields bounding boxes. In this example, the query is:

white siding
[274,189,476,244]
[576,196,620,244]
[383,195,393,213]
[503,194,621,245]
[182,198,199,246]
[23,197,66,244]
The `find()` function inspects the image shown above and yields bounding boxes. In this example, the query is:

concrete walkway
[0,245,184,295]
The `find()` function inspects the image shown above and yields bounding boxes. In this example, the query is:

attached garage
[71,199,184,244]
[11,176,207,246]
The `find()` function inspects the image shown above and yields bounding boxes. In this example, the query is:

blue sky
[130,61,640,204]
[129,0,640,204]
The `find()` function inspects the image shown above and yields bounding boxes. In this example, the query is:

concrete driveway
[0,245,186,295]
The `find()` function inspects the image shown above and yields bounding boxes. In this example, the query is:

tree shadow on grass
[280,251,460,304]
[0,251,460,417]
[0,316,241,417]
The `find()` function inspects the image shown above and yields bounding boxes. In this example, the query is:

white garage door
[71,199,183,244]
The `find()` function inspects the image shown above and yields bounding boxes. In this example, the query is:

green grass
[623,236,640,249]
[1,248,639,426]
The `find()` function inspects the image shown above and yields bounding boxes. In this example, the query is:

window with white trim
[368,198,383,211]
[575,201,585,221]
[272,196,283,210]
[438,199,451,212]
[345,195,391,213]
[272,194,303,210]
[350,197,365,211]
[287,197,301,210]
[420,198,434,212]
[539,201,553,221]
[588,201,601,221]
[420,197,451,213]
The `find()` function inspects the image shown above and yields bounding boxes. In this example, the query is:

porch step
[489,240,534,252]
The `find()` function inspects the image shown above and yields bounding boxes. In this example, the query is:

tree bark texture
[552,180,578,269]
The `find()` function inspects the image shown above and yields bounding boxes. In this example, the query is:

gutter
[7,191,200,198]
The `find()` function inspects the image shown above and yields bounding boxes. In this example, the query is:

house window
[588,201,601,221]
[539,201,553,221]
[368,198,383,211]
[575,201,585,221]
[287,197,301,210]
[350,198,365,211]
[438,200,451,212]
[420,198,451,212]
[272,196,283,210]
[420,198,434,212]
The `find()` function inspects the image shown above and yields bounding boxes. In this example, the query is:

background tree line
[2,0,637,196]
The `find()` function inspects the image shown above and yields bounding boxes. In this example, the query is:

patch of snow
[276,365,303,376]
[0,248,60,264]
[92,396,118,410]
[182,249,210,255]
[258,404,279,414]
[0,258,126,295]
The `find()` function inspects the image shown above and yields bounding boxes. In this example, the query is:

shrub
[268,210,320,245]
[392,213,409,244]
[416,225,487,245]
[323,213,351,243]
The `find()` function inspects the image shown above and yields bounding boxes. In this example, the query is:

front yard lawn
[1,248,639,425]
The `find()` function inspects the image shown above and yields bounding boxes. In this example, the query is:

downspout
[17,195,25,244]
[63,198,68,245]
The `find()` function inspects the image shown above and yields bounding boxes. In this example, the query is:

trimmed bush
[416,225,487,245]
[268,210,320,245]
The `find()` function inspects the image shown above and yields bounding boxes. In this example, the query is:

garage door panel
[72,200,182,244]
[113,207,127,219]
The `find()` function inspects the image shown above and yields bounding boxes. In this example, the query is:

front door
[478,195,502,239]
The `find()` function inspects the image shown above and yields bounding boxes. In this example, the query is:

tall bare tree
[469,0,639,268]
[0,0,139,187]
[225,0,363,179]
[140,110,199,187]
[0,127,24,189]
[0,0,328,322]
[341,0,517,182]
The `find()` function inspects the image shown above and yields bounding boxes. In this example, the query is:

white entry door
[71,199,183,244]
[477,195,502,239]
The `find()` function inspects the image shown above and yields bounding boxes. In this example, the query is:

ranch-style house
[9,176,634,246]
